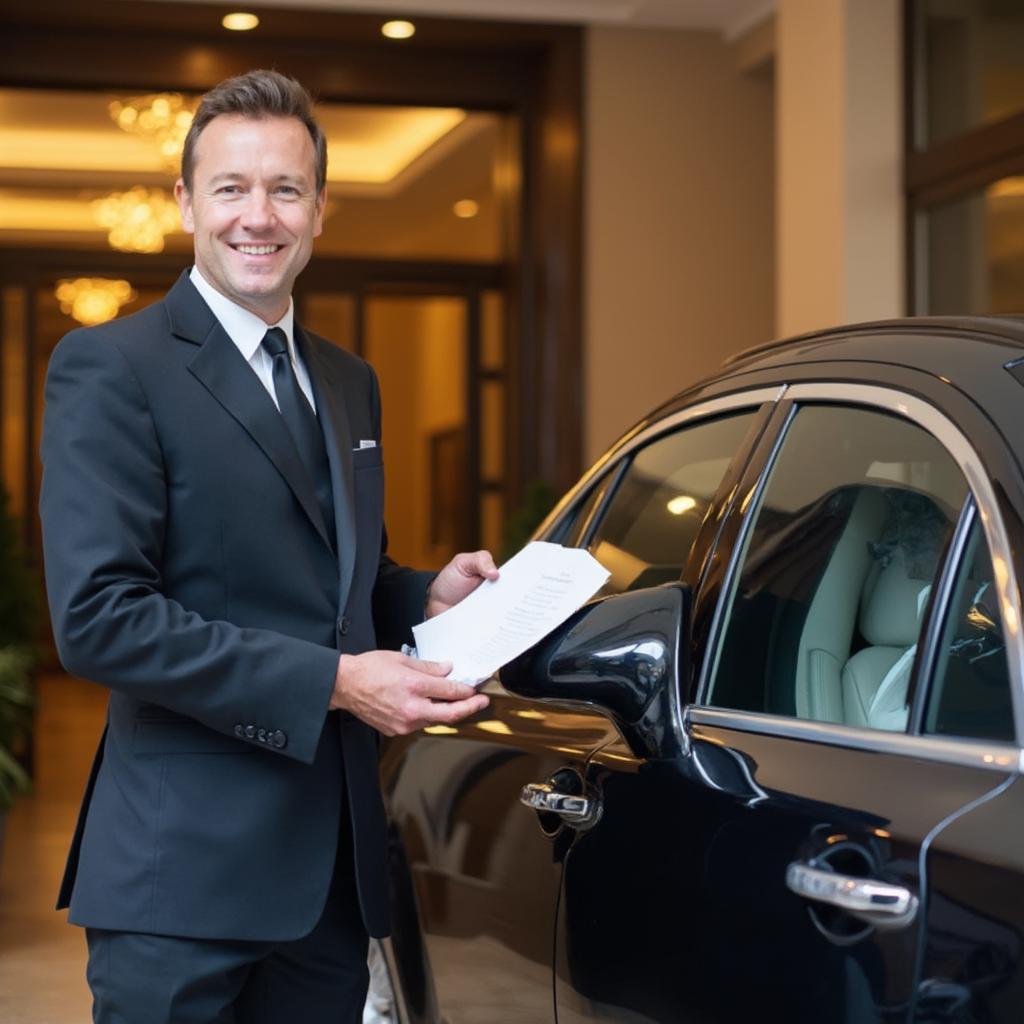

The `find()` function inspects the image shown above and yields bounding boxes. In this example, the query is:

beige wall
[776,0,903,336]
[584,25,775,464]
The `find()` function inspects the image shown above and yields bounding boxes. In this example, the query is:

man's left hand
[426,550,499,618]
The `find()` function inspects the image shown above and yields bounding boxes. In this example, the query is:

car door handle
[785,862,918,928]
[520,782,598,826]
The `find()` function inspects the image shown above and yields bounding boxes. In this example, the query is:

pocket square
[356,440,377,449]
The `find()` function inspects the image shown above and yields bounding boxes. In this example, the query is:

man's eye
[216,185,242,195]
[275,186,300,196]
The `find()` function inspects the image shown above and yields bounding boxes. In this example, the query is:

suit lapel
[297,326,358,612]
[167,273,334,552]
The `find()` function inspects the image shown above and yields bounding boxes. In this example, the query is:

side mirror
[500,582,690,758]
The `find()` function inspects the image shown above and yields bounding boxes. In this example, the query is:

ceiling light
[222,12,260,31]
[453,199,479,219]
[666,495,697,516]
[55,278,136,326]
[382,20,416,40]
[109,92,195,170]
[92,186,181,253]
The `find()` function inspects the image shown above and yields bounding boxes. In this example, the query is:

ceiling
[157,0,775,38]
[0,88,506,261]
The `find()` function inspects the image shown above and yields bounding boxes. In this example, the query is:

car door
[553,384,1022,1024]
[380,391,775,1024]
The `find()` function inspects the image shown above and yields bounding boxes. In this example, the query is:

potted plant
[0,484,36,864]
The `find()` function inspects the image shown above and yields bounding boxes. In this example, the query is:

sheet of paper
[412,541,610,685]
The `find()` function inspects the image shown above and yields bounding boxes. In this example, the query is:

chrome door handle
[785,862,918,929]
[520,782,599,827]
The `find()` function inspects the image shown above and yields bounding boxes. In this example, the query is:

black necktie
[261,327,335,547]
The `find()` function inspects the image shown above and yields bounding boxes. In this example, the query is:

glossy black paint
[501,583,690,759]
[382,318,1024,1024]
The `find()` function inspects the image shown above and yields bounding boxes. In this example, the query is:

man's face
[175,114,325,323]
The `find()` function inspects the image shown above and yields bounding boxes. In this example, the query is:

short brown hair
[180,69,327,193]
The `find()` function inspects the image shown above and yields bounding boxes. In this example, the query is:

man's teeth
[235,244,280,255]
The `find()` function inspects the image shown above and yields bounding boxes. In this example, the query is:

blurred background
[0,0,1022,1019]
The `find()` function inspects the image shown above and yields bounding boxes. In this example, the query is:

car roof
[644,315,1024,418]
[720,315,1024,374]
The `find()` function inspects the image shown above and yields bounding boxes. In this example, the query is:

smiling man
[39,70,495,1024]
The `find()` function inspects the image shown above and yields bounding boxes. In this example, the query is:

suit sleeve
[39,329,339,764]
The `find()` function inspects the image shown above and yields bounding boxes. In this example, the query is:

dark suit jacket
[39,270,430,941]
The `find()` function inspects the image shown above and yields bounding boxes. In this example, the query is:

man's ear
[174,179,195,234]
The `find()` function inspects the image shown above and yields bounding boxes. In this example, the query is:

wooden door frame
[0,0,584,500]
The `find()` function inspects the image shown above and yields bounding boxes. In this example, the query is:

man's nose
[239,190,274,229]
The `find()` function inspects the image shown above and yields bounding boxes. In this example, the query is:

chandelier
[109,92,195,169]
[55,279,137,326]
[92,186,180,253]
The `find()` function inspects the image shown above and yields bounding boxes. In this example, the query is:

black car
[377,318,1024,1024]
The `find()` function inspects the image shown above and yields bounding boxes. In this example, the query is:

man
[39,69,495,1023]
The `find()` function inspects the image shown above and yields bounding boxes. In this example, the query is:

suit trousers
[84,825,370,1024]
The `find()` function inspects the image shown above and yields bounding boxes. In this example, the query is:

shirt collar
[189,266,295,362]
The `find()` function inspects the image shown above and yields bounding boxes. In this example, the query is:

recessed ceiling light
[222,12,259,31]
[453,199,479,219]
[382,20,416,40]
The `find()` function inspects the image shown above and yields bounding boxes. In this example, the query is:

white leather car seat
[794,487,888,723]
[842,548,932,731]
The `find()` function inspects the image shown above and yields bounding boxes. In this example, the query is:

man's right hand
[331,651,489,735]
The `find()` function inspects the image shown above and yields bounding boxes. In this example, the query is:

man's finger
[411,659,452,677]
[429,693,490,723]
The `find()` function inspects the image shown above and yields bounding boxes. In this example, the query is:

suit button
[257,728,267,743]
[244,724,256,739]
[337,615,350,636]
[272,730,287,749]
[234,724,244,738]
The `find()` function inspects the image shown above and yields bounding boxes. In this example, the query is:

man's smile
[229,243,285,256]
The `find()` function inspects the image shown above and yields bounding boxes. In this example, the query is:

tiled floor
[0,673,106,1024]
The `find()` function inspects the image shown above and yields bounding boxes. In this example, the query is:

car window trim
[534,386,788,542]
[908,497,978,736]
[687,706,1020,774]
[693,382,1024,768]
[576,458,629,549]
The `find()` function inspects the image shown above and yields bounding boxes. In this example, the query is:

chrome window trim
[910,498,977,734]
[687,707,1021,774]
[696,382,1024,755]
[534,385,788,541]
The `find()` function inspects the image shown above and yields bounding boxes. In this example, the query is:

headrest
[859,548,931,647]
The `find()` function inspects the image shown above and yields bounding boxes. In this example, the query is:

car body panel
[382,318,1024,1024]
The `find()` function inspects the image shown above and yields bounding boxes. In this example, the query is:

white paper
[412,541,610,685]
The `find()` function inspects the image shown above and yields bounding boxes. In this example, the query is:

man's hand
[426,549,499,619]
[331,651,489,735]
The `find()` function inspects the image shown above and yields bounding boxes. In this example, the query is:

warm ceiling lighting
[667,495,698,516]
[476,720,512,736]
[988,177,1024,200]
[55,278,136,326]
[109,92,194,169]
[453,199,479,219]
[382,20,416,40]
[222,12,260,31]
[92,186,181,253]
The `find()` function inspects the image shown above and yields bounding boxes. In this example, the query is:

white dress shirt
[189,266,317,413]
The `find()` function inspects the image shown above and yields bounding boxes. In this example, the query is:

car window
[588,412,756,596]
[706,405,968,732]
[925,515,1015,744]
[561,469,618,549]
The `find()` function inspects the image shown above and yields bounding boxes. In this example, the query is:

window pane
[589,413,755,596]
[916,1,1024,148]
[708,406,967,731]
[919,178,1024,315]
[925,515,1015,743]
